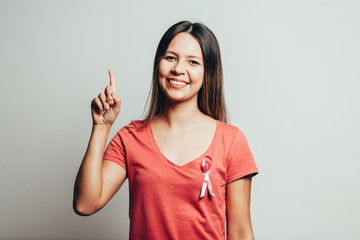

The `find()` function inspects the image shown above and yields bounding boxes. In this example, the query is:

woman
[73,21,258,240]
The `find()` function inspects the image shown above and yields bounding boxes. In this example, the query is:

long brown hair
[144,21,228,123]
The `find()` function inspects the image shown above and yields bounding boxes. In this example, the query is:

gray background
[0,0,359,239]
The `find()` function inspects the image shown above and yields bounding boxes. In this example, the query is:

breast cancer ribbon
[200,156,215,199]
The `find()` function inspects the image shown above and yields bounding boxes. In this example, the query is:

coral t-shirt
[103,120,258,240]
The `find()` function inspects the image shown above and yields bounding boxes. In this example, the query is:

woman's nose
[172,60,185,75]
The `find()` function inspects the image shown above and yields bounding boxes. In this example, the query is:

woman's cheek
[192,71,204,85]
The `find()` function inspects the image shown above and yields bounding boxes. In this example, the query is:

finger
[112,92,121,103]
[105,85,115,104]
[108,69,117,90]
[92,97,104,112]
[112,92,121,111]
[113,93,121,105]
[99,92,109,110]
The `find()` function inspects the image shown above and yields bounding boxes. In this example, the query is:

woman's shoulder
[125,119,147,129]
[216,120,249,142]
[116,119,149,135]
[215,121,252,154]
[217,121,243,134]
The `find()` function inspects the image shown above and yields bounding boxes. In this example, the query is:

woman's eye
[189,60,200,65]
[165,56,176,61]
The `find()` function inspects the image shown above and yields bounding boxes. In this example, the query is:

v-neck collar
[148,120,220,169]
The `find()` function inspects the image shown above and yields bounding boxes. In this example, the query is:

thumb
[112,93,121,111]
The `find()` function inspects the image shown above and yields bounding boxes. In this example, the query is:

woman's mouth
[167,78,189,88]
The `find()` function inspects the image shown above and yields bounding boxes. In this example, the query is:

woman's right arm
[73,69,126,216]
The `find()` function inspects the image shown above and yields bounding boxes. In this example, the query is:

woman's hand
[91,69,121,126]
[74,70,125,215]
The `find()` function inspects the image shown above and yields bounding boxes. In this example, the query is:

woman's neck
[157,98,207,130]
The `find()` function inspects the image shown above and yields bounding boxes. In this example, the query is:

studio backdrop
[0,0,359,239]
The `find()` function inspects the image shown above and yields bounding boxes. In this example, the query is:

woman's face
[158,32,204,104]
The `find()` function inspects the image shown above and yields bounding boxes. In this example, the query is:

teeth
[169,80,187,86]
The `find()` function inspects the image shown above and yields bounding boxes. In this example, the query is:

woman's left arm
[226,176,254,240]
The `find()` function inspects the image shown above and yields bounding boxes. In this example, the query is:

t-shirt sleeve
[226,128,258,184]
[103,131,127,171]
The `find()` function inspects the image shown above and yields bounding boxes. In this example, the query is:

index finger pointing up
[108,69,117,89]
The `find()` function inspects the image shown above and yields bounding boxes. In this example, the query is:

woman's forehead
[166,33,203,59]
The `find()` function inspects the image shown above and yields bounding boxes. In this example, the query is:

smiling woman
[158,32,204,103]
[145,21,226,124]
[73,21,258,240]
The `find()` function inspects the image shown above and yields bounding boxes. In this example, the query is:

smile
[167,78,189,87]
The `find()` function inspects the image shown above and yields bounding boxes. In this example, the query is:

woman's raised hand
[91,69,121,126]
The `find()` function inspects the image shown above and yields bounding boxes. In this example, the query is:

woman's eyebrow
[165,51,202,60]
[187,55,203,60]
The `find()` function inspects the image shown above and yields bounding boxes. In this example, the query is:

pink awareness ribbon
[200,156,215,198]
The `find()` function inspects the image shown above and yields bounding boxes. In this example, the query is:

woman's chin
[164,93,198,105]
